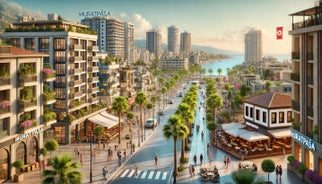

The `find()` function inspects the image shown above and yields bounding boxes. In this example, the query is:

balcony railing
[0,130,8,139]
[306,76,314,85]
[88,45,99,51]
[307,52,313,60]
[18,100,37,112]
[0,77,10,86]
[74,68,82,74]
[292,100,300,111]
[0,106,10,115]
[43,94,56,105]
[291,73,300,82]
[74,80,82,86]
[307,106,314,117]
[69,56,83,63]
[19,75,37,86]
[292,52,300,59]
[69,44,83,50]
[74,91,82,97]
[88,97,99,103]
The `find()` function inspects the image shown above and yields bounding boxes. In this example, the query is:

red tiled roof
[0,46,47,57]
[244,92,291,108]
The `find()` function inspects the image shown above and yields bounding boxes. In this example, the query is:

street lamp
[158,99,161,126]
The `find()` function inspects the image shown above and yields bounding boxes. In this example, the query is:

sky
[7,0,316,55]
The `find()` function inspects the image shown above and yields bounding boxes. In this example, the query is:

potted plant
[313,124,318,141]
[287,155,295,172]
[12,160,24,182]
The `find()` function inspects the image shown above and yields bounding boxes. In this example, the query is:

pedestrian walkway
[118,169,169,181]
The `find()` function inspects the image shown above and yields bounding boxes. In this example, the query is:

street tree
[112,96,130,144]
[206,121,217,145]
[44,139,59,160]
[94,125,104,145]
[42,153,82,184]
[261,159,275,183]
[127,112,135,153]
[206,93,223,121]
[135,92,148,142]
[217,68,222,79]
[208,68,213,78]
[163,115,189,178]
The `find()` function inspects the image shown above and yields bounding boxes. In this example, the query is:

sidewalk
[4,123,154,184]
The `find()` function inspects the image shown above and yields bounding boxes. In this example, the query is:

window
[250,107,253,118]
[287,111,292,122]
[279,112,285,123]
[263,112,267,123]
[246,106,249,116]
[256,109,260,121]
[39,38,49,49]
[24,38,35,50]
[272,112,276,124]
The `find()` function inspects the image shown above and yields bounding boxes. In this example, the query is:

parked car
[145,118,157,128]
[158,110,164,115]
[178,92,183,97]
[168,99,174,104]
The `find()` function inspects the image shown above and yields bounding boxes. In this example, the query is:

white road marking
[148,171,154,179]
[162,172,167,180]
[121,169,129,178]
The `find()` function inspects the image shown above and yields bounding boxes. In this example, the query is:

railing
[74,80,82,86]
[0,106,10,115]
[69,44,83,50]
[307,52,313,60]
[307,106,314,117]
[292,100,300,112]
[74,68,82,74]
[306,76,314,85]
[292,52,300,59]
[291,73,300,82]
[18,100,37,112]
[69,56,83,63]
[0,130,8,139]
[88,45,99,51]
[0,77,10,86]
[74,91,82,97]
[19,75,37,86]
[88,97,99,103]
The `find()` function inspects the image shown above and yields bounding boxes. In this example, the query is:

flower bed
[304,169,322,184]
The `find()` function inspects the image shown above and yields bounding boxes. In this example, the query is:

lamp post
[136,116,140,147]
[90,125,93,182]
[158,99,161,126]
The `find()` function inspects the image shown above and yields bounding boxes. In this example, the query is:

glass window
[39,38,49,49]
[16,142,26,164]
[246,106,249,116]
[0,149,9,181]
[24,38,35,50]
[287,111,292,122]
[263,111,267,123]
[256,109,260,121]
[250,107,253,118]
[279,112,285,123]
[272,112,276,124]
[54,38,66,50]
[28,137,38,164]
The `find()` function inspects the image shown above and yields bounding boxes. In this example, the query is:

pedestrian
[193,154,197,166]
[154,153,158,166]
[201,131,204,139]
[224,156,227,167]
[123,150,126,159]
[135,164,138,176]
[279,165,282,179]
[118,154,121,166]
[227,156,231,167]
[207,142,210,151]
[102,166,108,180]
[80,154,83,165]
[200,153,204,165]
[192,165,195,176]
[275,165,279,179]
[189,164,193,177]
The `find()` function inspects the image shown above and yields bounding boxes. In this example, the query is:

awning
[224,129,241,137]
[221,122,246,130]
[267,128,291,139]
[245,121,259,129]
[239,130,269,142]
[88,112,119,129]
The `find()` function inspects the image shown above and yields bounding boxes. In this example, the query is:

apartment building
[289,3,322,176]
[0,46,50,182]
[146,29,162,58]
[159,58,189,71]
[180,31,191,56]
[245,30,262,63]
[168,25,179,56]
[3,14,103,144]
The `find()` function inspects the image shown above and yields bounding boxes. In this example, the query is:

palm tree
[127,112,135,153]
[163,115,189,178]
[161,87,167,109]
[217,68,222,79]
[175,103,193,163]
[207,121,217,146]
[208,68,213,78]
[206,93,223,121]
[42,153,82,184]
[135,92,148,142]
[112,96,130,144]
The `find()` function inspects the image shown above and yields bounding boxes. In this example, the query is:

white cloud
[117,13,152,40]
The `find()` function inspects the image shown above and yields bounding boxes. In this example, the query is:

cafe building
[0,46,51,182]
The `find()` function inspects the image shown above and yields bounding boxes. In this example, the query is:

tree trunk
[140,106,144,142]
[174,137,178,176]
[118,113,121,144]
[181,139,185,163]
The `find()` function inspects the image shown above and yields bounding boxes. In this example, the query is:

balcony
[292,52,300,59]
[0,106,10,115]
[88,45,99,51]
[19,75,37,87]
[73,80,82,86]
[69,56,83,63]
[291,73,300,82]
[43,69,56,82]
[307,106,314,117]
[0,130,8,139]
[69,44,83,51]
[88,77,99,83]
[307,52,313,60]
[18,100,37,112]
[292,100,300,112]
[88,97,99,103]
[43,93,56,105]
[0,77,10,86]
[74,91,82,98]
[88,87,99,93]
[74,68,82,74]
[306,76,314,85]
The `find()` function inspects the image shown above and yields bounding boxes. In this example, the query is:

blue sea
[202,55,291,76]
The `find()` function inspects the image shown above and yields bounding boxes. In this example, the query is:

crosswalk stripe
[121,169,129,178]
[162,172,167,180]
[155,171,161,179]
[148,171,154,179]
[141,170,147,179]
[135,170,142,178]
[128,170,135,177]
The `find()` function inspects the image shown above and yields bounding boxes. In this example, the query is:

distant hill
[0,0,44,33]
[135,39,241,55]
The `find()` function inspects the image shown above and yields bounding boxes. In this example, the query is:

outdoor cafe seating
[200,167,220,183]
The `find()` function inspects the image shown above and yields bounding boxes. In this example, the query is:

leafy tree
[261,159,275,182]
[208,68,214,77]
[45,139,59,159]
[233,91,244,110]
[42,153,82,184]
[206,93,223,121]
[265,81,272,91]
[231,169,256,184]
[263,69,274,80]
[13,160,24,175]
[94,125,105,144]
[163,115,188,177]
[206,121,217,145]
[40,148,48,160]
[217,68,222,78]
[240,84,251,96]
[112,96,130,144]
[135,92,148,142]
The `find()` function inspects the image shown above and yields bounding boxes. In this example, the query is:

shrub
[178,166,185,172]
[287,155,295,163]
[297,163,307,174]
[292,160,300,168]
[12,160,24,174]
[185,146,191,151]
[181,157,189,163]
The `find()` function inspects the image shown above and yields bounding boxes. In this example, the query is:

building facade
[289,3,322,176]
[0,46,50,182]
[245,30,262,63]
[3,14,103,145]
[146,29,162,58]
[159,58,189,71]
[168,25,179,56]
[124,22,135,64]
[180,31,191,56]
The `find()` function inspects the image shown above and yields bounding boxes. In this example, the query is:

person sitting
[252,163,258,172]
[238,162,242,169]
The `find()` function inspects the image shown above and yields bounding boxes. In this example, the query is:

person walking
[193,154,197,166]
[189,164,193,177]
[278,165,282,179]
[200,153,204,165]
[192,165,195,176]
[102,166,108,180]
[224,156,227,168]
[135,164,138,176]
[154,153,158,166]
[275,165,279,179]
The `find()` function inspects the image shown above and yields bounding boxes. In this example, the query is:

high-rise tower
[168,25,179,56]
[146,29,162,58]
[180,31,191,56]
[244,30,262,63]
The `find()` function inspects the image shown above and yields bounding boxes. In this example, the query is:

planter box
[14,174,24,182]
[304,175,315,184]
[287,163,303,181]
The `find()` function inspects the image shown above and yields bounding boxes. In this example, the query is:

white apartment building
[168,25,179,56]
[245,30,262,63]
[159,58,189,71]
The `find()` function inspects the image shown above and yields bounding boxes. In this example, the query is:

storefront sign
[291,132,316,151]
[79,10,111,17]
[15,127,43,142]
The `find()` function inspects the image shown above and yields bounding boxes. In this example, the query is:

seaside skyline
[5,0,316,55]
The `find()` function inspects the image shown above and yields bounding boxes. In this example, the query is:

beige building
[168,25,179,56]
[0,46,50,182]
[180,31,191,56]
[289,3,322,177]
[245,30,262,63]
[159,58,189,71]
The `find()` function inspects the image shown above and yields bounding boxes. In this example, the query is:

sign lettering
[291,132,316,151]
[15,127,44,142]
[79,10,111,17]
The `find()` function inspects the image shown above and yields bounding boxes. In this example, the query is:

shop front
[0,148,9,183]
